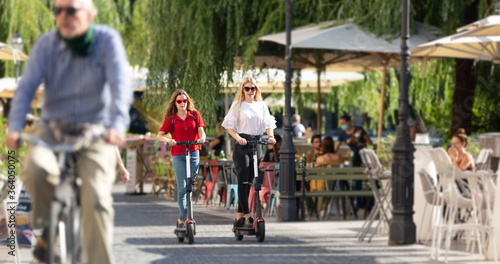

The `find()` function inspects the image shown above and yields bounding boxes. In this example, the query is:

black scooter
[173,141,201,244]
[232,139,268,242]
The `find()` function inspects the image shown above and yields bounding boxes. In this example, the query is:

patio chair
[249,162,274,215]
[267,163,280,217]
[428,148,493,263]
[151,157,175,198]
[203,160,218,205]
[314,161,345,220]
[417,169,441,244]
[226,163,238,211]
[476,148,493,171]
[357,148,392,242]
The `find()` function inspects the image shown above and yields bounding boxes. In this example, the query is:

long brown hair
[163,90,196,121]
[229,77,263,126]
[322,136,335,154]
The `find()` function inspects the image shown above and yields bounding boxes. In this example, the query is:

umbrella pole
[377,64,388,153]
[317,68,321,134]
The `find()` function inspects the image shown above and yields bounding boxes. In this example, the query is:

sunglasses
[244,86,256,92]
[54,6,81,16]
[175,99,189,104]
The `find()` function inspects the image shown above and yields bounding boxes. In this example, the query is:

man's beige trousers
[20,125,117,264]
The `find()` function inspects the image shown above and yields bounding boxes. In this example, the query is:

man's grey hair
[291,114,300,123]
[80,0,98,16]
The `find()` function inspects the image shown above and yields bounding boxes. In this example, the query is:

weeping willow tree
[142,0,344,123]
[143,0,498,134]
[1,0,498,135]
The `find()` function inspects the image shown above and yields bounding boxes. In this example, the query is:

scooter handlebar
[174,141,203,146]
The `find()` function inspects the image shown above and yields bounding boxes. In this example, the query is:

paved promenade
[1,184,497,263]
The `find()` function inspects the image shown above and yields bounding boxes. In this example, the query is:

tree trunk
[451,58,477,136]
[450,0,479,137]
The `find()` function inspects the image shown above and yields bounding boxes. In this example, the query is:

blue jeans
[172,150,199,221]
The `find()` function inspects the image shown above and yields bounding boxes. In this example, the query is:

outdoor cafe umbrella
[452,12,500,38]
[411,31,500,62]
[222,68,364,93]
[0,42,28,61]
[258,20,438,144]
[221,68,364,118]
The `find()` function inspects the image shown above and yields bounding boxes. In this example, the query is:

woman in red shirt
[157,90,206,229]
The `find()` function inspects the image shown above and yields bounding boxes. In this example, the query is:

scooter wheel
[187,223,195,244]
[178,236,184,243]
[256,221,265,242]
[235,233,243,241]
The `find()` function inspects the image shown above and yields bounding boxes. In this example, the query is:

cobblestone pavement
[1,184,497,263]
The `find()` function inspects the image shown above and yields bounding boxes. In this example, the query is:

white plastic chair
[476,149,493,171]
[417,169,441,244]
[429,148,496,263]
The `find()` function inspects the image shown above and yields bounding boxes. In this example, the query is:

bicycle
[21,129,104,264]
[172,141,202,244]
[232,139,267,242]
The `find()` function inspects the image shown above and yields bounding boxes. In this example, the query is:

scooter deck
[174,228,187,237]
[234,226,256,236]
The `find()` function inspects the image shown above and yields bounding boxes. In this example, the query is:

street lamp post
[277,0,298,221]
[389,0,416,245]
[10,31,24,83]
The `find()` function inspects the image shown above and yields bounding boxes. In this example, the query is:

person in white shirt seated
[292,114,306,138]
[222,77,276,228]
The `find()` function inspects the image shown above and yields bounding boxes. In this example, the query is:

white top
[221,101,276,135]
[293,123,306,138]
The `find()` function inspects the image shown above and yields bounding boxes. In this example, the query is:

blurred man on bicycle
[5,0,132,263]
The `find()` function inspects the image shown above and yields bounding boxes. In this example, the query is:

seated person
[263,134,282,162]
[316,136,342,166]
[209,122,225,156]
[292,114,306,138]
[305,134,322,167]
[448,128,475,172]
[311,136,342,193]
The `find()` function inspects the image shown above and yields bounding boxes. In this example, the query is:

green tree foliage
[1,0,499,135]
[143,0,348,123]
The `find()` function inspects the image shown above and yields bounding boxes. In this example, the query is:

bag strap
[171,111,198,135]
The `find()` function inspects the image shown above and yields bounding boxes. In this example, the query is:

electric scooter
[232,139,268,242]
[173,141,201,244]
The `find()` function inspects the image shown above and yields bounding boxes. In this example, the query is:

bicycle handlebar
[20,133,105,153]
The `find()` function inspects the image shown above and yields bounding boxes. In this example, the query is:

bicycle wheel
[68,202,82,264]
[48,201,63,264]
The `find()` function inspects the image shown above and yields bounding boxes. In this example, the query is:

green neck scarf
[58,24,95,57]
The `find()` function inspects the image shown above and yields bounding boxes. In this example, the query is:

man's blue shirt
[9,24,132,133]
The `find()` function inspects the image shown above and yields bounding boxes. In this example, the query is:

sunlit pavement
[1,183,497,263]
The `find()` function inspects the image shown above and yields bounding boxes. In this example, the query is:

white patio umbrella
[258,20,438,143]
[222,68,364,93]
[0,42,28,61]
[452,6,500,38]
[411,32,500,62]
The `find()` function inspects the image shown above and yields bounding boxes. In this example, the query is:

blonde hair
[163,90,196,121]
[229,77,263,125]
